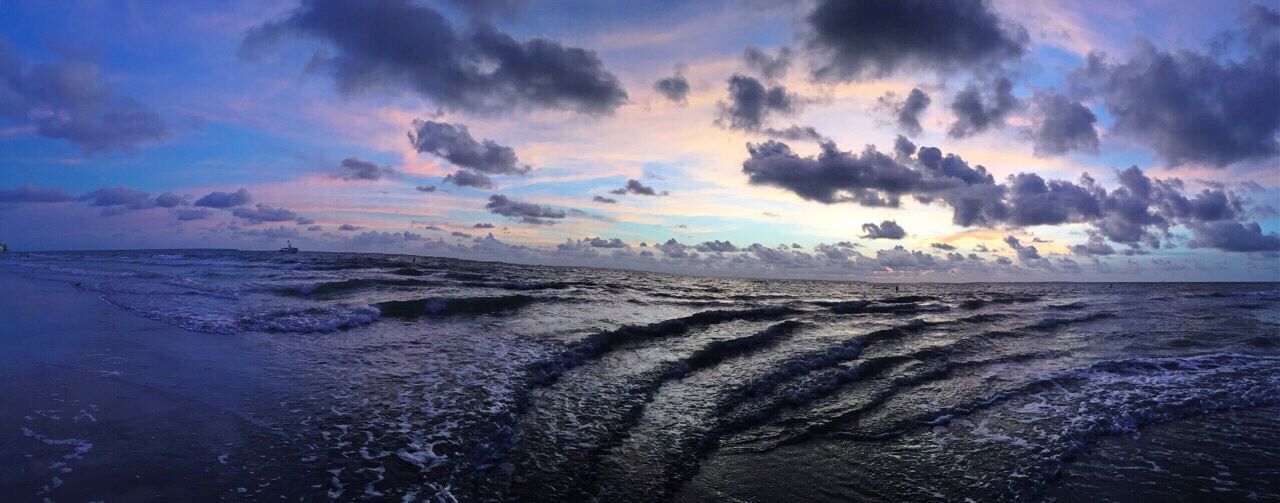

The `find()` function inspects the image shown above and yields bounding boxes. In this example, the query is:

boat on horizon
[279,240,298,253]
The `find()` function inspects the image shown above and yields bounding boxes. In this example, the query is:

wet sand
[0,272,279,500]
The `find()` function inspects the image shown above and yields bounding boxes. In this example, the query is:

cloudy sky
[1,0,1277,281]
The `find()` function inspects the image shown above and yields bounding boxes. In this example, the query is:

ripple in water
[3,250,1277,501]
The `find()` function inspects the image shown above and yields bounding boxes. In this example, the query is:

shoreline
[6,249,1278,284]
[0,271,281,500]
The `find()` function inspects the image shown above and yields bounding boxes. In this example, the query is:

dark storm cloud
[609,179,663,196]
[80,187,154,210]
[232,203,298,223]
[335,157,394,181]
[1069,234,1116,256]
[716,74,801,131]
[763,125,826,142]
[443,169,496,189]
[656,238,691,258]
[175,208,211,221]
[743,140,921,206]
[1004,172,1101,226]
[695,240,740,253]
[409,120,530,175]
[0,38,167,152]
[416,185,437,192]
[1003,235,1041,260]
[0,185,74,203]
[1029,91,1099,157]
[1187,221,1280,252]
[743,140,1006,225]
[1088,166,1250,247]
[948,77,1018,138]
[741,138,1277,253]
[878,88,931,137]
[592,195,618,204]
[485,194,566,225]
[1069,6,1280,167]
[1178,190,1240,222]
[194,189,252,208]
[893,135,917,159]
[743,46,793,80]
[241,0,627,114]
[874,245,940,270]
[588,237,628,249]
[653,65,690,105]
[861,220,906,239]
[805,0,1027,81]
[154,192,185,208]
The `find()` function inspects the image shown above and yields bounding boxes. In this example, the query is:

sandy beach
[0,271,282,500]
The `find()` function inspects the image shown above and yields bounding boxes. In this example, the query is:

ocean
[1,250,1278,502]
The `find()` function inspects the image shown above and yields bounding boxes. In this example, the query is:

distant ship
[279,240,298,253]
[0,243,8,253]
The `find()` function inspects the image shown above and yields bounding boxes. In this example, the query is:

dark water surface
[1,250,1278,501]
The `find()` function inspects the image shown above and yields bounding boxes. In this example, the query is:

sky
[1,0,1278,281]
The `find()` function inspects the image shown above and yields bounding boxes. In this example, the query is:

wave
[462,280,586,291]
[710,318,1059,440]
[498,321,807,500]
[684,321,806,369]
[305,258,405,271]
[554,309,1088,467]
[956,313,1008,323]
[470,306,804,488]
[573,310,1096,497]
[708,319,939,413]
[823,300,950,315]
[524,306,803,384]
[572,317,1034,500]
[278,278,436,297]
[236,305,381,333]
[443,271,490,281]
[880,295,940,304]
[959,294,1042,310]
[1030,311,1116,329]
[833,353,1280,442]
[373,295,538,319]
[730,350,1072,450]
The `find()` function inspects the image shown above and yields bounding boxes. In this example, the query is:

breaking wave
[374,295,539,319]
